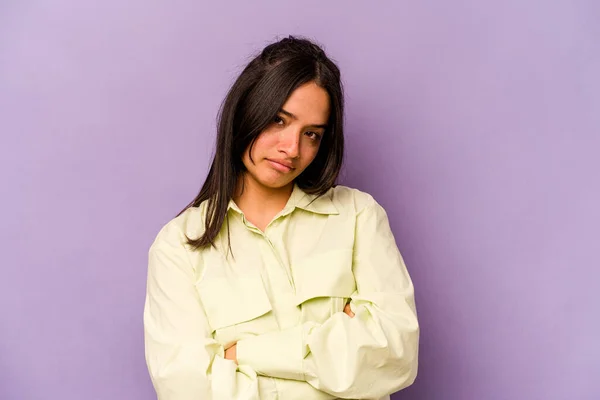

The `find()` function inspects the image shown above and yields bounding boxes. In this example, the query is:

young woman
[144,36,419,400]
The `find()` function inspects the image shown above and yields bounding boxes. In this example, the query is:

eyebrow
[279,108,328,130]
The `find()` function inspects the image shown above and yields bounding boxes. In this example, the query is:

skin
[225,81,354,364]
[233,81,330,232]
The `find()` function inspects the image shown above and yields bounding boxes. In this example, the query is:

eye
[273,115,285,125]
[305,131,322,141]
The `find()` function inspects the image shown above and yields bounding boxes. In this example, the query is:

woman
[144,36,419,400]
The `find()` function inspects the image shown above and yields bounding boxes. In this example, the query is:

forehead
[281,82,330,124]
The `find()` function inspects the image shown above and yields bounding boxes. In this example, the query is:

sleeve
[143,223,261,400]
[235,200,419,399]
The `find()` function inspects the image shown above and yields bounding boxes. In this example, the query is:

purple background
[1,1,599,399]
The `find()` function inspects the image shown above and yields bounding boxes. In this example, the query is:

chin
[252,172,295,190]
[258,178,293,190]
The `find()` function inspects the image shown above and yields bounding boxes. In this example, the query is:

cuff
[211,355,259,399]
[236,323,314,381]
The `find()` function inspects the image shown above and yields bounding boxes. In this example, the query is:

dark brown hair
[178,35,345,250]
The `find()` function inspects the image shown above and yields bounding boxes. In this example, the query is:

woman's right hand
[224,343,238,364]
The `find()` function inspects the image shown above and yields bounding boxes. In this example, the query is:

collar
[227,183,339,216]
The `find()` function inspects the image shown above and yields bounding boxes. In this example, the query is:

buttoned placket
[239,206,296,287]
[237,205,306,332]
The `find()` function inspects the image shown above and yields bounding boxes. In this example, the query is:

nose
[278,128,300,159]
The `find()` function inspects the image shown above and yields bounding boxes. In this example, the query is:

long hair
[178,35,345,250]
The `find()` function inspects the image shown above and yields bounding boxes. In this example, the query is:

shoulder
[150,202,207,251]
[328,184,380,214]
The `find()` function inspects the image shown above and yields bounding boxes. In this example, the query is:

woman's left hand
[343,302,355,318]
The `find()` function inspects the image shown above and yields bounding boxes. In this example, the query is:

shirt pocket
[195,272,278,344]
[293,249,357,324]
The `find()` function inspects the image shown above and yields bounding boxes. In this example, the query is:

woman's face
[242,81,330,191]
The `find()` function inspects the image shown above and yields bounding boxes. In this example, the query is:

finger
[344,304,355,317]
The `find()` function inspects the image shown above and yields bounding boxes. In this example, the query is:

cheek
[300,143,321,167]
[249,132,278,159]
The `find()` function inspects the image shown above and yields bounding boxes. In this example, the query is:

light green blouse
[144,184,419,400]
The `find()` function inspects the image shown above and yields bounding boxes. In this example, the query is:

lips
[267,159,295,172]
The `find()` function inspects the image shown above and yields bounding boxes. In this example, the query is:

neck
[233,174,294,217]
